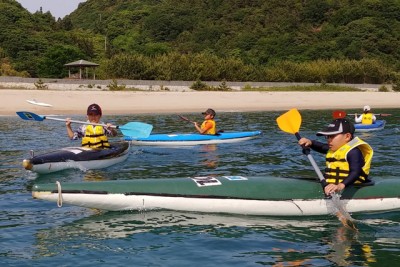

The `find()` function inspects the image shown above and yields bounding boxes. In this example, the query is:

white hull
[30,152,129,173]
[32,191,400,216]
[130,136,257,146]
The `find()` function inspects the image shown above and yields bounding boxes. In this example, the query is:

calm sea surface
[1,109,400,266]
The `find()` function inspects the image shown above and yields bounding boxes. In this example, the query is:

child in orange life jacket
[66,103,118,148]
[354,105,376,125]
[298,118,373,196]
[194,108,217,134]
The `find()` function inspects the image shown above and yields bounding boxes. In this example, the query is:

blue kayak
[124,131,262,146]
[354,120,385,132]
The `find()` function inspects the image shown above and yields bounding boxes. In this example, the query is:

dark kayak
[23,141,130,174]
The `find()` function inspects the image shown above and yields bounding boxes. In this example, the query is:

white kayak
[23,141,130,174]
[32,175,400,216]
[26,99,53,107]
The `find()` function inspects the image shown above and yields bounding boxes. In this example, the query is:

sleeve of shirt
[72,125,85,140]
[355,115,362,123]
[310,140,329,154]
[342,147,365,186]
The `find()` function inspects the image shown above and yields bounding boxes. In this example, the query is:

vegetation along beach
[1,1,400,266]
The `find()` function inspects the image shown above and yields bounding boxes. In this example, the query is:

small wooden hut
[64,59,99,79]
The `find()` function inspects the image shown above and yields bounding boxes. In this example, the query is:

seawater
[1,109,400,266]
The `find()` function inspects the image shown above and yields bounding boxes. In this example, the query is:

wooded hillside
[1,0,399,84]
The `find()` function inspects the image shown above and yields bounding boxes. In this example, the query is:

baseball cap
[87,103,102,115]
[363,105,371,112]
[316,118,355,136]
[202,108,216,117]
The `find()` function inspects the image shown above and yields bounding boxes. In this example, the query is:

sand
[1,89,399,116]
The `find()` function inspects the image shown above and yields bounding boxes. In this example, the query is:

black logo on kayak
[192,176,221,187]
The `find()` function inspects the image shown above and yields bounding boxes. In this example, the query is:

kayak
[23,141,130,174]
[32,175,400,216]
[124,131,262,146]
[354,120,386,132]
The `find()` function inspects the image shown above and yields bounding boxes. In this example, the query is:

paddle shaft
[333,110,391,119]
[349,113,391,116]
[45,116,119,129]
[16,111,153,138]
[295,133,326,183]
[178,115,195,123]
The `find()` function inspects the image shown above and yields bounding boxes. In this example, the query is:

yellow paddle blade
[276,108,302,134]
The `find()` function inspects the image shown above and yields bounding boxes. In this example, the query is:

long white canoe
[32,176,400,216]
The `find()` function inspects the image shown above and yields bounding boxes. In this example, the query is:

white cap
[363,105,371,111]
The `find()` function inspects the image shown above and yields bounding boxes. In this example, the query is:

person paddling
[298,118,374,195]
[354,105,376,125]
[194,108,217,135]
[66,103,117,148]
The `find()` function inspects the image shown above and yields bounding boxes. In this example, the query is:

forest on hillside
[1,0,400,84]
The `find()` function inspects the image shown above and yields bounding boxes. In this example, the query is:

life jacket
[325,137,373,184]
[361,113,374,125]
[81,125,111,148]
[201,119,216,134]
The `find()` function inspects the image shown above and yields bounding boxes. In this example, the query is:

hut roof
[64,59,99,67]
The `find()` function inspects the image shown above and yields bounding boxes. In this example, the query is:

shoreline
[1,89,399,116]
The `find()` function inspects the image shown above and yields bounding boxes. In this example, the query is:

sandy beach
[1,89,399,116]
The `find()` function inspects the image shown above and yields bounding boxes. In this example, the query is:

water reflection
[326,226,376,266]
[199,144,219,168]
[31,210,386,266]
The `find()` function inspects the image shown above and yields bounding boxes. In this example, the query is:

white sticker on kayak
[64,149,83,154]
[222,176,248,181]
[192,176,221,187]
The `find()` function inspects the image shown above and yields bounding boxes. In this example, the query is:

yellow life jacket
[201,119,216,135]
[325,137,373,184]
[361,113,374,125]
[81,125,111,148]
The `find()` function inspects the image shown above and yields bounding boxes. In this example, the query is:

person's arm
[372,114,377,122]
[309,140,329,154]
[66,118,75,139]
[341,148,365,186]
[104,123,118,137]
[298,138,329,154]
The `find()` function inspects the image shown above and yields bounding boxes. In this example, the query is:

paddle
[333,110,391,119]
[16,111,153,138]
[178,115,195,123]
[276,109,326,183]
[277,108,356,229]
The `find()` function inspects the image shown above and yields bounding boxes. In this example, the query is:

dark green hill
[68,0,400,66]
[1,0,400,83]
